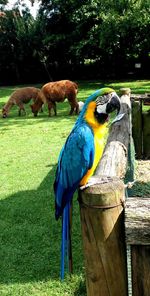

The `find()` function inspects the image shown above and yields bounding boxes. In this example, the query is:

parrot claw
[80,176,113,190]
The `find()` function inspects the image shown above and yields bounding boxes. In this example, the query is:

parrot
[53,87,120,279]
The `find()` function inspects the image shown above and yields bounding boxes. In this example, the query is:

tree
[37,0,150,78]
[0,0,149,84]
[0,3,48,84]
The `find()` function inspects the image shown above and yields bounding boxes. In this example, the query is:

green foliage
[0,0,150,83]
[38,0,150,68]
[0,6,46,84]
[0,0,8,6]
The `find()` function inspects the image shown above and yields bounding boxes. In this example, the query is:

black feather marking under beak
[106,94,120,114]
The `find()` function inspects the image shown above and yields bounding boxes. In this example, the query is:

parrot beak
[106,94,120,115]
[94,92,121,124]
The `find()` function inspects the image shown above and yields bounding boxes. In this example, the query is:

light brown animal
[2,87,44,118]
[30,80,79,117]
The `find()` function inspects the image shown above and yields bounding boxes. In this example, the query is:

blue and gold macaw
[54,87,120,279]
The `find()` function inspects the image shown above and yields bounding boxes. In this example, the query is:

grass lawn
[0,80,150,295]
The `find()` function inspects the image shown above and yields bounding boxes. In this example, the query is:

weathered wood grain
[143,111,150,159]
[125,197,150,245]
[131,245,150,296]
[131,93,150,101]
[131,101,143,159]
[79,179,128,296]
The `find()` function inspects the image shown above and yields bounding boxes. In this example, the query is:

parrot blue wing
[54,123,94,220]
[53,86,120,279]
[54,123,94,279]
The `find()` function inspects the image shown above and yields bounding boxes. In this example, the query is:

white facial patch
[96,102,107,114]
[96,91,119,114]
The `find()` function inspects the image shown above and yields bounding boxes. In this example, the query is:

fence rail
[125,197,150,296]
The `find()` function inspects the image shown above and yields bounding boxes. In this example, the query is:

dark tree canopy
[0,0,149,84]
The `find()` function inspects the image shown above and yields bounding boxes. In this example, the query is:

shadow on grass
[0,104,78,129]
[0,164,84,285]
[74,279,87,296]
[127,181,150,197]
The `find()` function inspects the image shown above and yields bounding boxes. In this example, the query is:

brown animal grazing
[2,87,44,118]
[30,80,79,117]
[30,95,45,117]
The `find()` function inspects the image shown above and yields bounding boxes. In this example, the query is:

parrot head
[94,88,120,124]
[78,87,120,127]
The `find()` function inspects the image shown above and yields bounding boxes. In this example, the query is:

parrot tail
[60,201,73,280]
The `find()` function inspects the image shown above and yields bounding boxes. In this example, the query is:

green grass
[0,79,150,295]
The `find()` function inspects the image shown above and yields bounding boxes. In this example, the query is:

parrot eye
[95,96,103,103]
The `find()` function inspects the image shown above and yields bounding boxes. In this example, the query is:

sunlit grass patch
[0,79,149,295]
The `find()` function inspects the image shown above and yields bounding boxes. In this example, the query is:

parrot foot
[80,176,113,190]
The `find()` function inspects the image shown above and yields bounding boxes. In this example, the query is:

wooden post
[131,101,143,159]
[79,178,127,296]
[130,93,150,159]
[131,245,150,296]
[78,89,131,296]
[125,198,150,296]
[143,111,150,159]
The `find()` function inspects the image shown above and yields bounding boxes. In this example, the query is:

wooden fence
[78,89,150,296]
[131,94,150,159]
[125,198,150,296]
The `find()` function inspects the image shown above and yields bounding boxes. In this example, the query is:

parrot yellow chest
[80,101,107,186]
[93,130,106,170]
